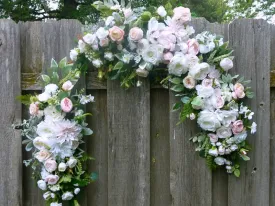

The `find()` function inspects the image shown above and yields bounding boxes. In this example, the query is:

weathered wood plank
[107,79,150,206]
[0,20,22,206]
[150,89,171,206]
[228,19,270,206]
[269,24,275,206]
[86,90,108,206]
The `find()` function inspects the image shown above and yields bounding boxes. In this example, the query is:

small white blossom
[37,180,47,191]
[251,122,257,134]
[74,188,80,195]
[104,52,114,61]
[92,59,103,68]
[62,191,74,200]
[80,94,95,104]
[157,6,167,17]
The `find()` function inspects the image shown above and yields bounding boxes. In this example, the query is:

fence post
[0,20,22,206]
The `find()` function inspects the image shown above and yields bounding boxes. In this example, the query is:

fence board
[87,90,108,206]
[270,24,275,206]
[150,89,171,206]
[228,19,270,206]
[0,20,22,206]
[107,79,150,206]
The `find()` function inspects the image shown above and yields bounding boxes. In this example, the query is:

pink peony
[233,83,245,99]
[45,174,59,185]
[44,159,57,173]
[187,39,199,55]
[29,103,39,116]
[232,120,244,134]
[157,30,176,51]
[109,26,125,42]
[172,7,191,24]
[129,27,143,42]
[61,97,73,113]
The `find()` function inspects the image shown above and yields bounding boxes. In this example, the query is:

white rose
[44,159,57,173]
[70,49,78,61]
[62,192,74,200]
[189,63,210,80]
[136,68,149,78]
[195,84,214,98]
[129,27,143,42]
[38,92,51,102]
[218,146,225,155]
[197,110,221,132]
[251,122,257,134]
[214,157,226,165]
[183,75,196,89]
[96,27,109,39]
[62,81,74,91]
[216,126,232,139]
[43,191,51,200]
[74,188,80,195]
[83,33,97,45]
[50,202,62,206]
[157,6,167,17]
[230,144,238,151]
[67,157,77,168]
[123,8,133,18]
[45,84,58,95]
[216,110,238,127]
[58,162,67,172]
[168,54,188,76]
[35,150,51,162]
[45,174,59,185]
[208,148,218,157]
[37,180,47,190]
[220,58,233,71]
[78,40,86,53]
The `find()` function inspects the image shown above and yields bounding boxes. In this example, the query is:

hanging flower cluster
[15,59,96,206]
[69,2,257,177]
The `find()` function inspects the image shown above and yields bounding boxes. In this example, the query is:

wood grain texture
[228,19,270,206]
[0,20,22,206]
[150,89,171,206]
[107,79,150,206]
[86,90,108,206]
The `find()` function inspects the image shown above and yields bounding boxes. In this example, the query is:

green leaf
[55,105,61,112]
[74,200,80,206]
[181,96,190,104]
[22,139,31,145]
[25,141,33,151]
[59,174,72,183]
[59,57,67,68]
[90,172,98,181]
[41,74,51,83]
[83,128,93,136]
[171,84,184,92]
[234,169,240,177]
[51,58,58,68]
[16,94,33,105]
[172,102,182,111]
[170,77,182,85]
[52,71,59,84]
[240,154,250,161]
[113,61,124,70]
[58,91,69,100]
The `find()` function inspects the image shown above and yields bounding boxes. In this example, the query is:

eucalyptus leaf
[25,141,33,152]
[171,84,184,92]
[170,77,182,85]
[59,57,67,68]
[51,58,58,68]
[84,128,93,136]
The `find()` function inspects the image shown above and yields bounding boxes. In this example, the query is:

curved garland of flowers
[16,2,257,206]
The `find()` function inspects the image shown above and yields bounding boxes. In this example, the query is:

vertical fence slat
[107,79,150,206]
[150,89,171,206]
[228,19,270,206]
[87,90,108,206]
[0,19,22,206]
[270,24,275,206]
[20,20,82,205]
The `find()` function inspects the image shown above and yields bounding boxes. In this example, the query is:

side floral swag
[15,1,257,206]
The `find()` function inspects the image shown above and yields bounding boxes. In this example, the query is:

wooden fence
[0,18,274,206]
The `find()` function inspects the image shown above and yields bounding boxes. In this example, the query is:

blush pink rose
[45,174,59,185]
[99,38,109,47]
[232,120,244,134]
[172,7,191,24]
[35,150,51,162]
[216,96,225,109]
[44,159,57,173]
[61,97,73,113]
[62,81,74,91]
[129,27,143,42]
[234,83,245,98]
[208,133,218,143]
[163,52,173,63]
[187,39,199,55]
[109,26,125,42]
[29,103,39,116]
[183,75,196,89]
[202,79,213,87]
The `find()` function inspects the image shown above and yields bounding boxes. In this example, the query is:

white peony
[216,110,238,127]
[62,191,74,201]
[38,92,51,102]
[197,110,221,132]
[216,126,232,139]
[251,122,257,134]
[214,157,226,165]
[70,49,78,61]
[45,84,58,95]
[142,44,163,65]
[37,180,47,190]
[44,106,65,122]
[195,84,214,98]
[220,58,233,71]
[157,6,167,17]
[189,63,210,80]
[168,53,188,76]
[96,27,109,39]
[67,157,78,168]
